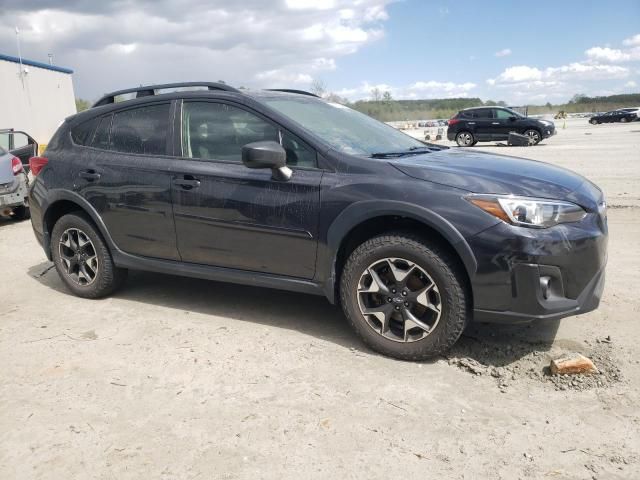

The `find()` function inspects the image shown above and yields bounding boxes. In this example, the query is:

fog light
[540,276,551,300]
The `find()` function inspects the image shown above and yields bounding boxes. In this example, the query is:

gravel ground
[1,118,639,479]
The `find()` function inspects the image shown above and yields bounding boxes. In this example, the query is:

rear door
[469,108,495,140]
[73,102,180,260]
[170,99,322,279]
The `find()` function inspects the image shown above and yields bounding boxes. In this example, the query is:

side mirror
[508,116,517,121]
[242,141,291,181]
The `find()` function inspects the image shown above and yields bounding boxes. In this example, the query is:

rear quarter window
[71,117,100,146]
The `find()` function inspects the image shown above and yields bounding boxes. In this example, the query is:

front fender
[320,200,478,302]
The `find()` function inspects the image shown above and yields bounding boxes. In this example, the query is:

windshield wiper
[370,146,436,158]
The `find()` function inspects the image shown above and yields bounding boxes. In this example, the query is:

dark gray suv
[447,107,556,146]
[28,83,606,360]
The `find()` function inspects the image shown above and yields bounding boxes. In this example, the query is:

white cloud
[0,0,393,99]
[585,46,640,63]
[623,33,640,47]
[625,80,638,88]
[336,80,476,100]
[494,48,512,57]
[585,33,640,63]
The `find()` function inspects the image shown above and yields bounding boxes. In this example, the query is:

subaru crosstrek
[28,82,607,360]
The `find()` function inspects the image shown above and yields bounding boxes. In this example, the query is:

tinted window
[461,109,492,119]
[110,104,170,155]
[71,117,100,145]
[473,109,493,118]
[182,102,316,167]
[91,116,112,150]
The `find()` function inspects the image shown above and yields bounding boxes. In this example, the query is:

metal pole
[15,26,24,82]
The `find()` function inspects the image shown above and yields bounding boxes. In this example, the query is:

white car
[618,107,640,119]
[0,145,30,220]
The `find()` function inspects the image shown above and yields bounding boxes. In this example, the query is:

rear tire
[11,205,30,221]
[51,213,127,298]
[455,131,475,147]
[621,117,628,123]
[340,233,468,360]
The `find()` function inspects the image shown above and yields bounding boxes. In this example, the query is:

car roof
[91,82,318,108]
[69,84,321,125]
[461,106,510,111]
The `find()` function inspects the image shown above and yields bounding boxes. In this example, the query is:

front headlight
[467,195,587,228]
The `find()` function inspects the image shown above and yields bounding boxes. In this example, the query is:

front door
[492,108,519,140]
[171,100,322,279]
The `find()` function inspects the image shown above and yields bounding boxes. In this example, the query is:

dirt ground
[1,118,639,479]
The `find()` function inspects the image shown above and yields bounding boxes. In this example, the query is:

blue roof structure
[0,53,73,74]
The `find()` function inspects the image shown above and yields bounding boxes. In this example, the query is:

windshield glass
[263,97,426,156]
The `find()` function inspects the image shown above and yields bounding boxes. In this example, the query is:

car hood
[391,148,585,199]
[0,153,16,184]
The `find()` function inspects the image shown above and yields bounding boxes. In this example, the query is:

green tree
[75,98,91,112]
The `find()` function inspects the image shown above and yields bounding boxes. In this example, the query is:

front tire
[523,129,542,145]
[455,131,475,147]
[340,234,468,360]
[51,213,127,298]
[590,119,598,125]
[621,117,628,123]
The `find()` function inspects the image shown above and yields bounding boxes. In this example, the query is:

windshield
[263,97,426,156]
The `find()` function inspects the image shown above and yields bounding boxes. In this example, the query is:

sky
[1,0,639,104]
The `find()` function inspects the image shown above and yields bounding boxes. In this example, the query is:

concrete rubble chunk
[550,354,598,375]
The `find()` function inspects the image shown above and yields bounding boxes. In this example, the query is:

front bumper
[467,205,607,324]
[541,124,556,138]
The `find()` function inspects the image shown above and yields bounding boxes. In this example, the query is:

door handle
[173,176,201,190]
[79,170,101,181]
[468,122,476,125]
[492,122,500,125]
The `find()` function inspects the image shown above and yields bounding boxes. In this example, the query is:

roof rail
[92,82,241,108]
[265,89,319,98]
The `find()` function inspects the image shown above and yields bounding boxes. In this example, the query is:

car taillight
[29,156,48,176]
[11,157,23,175]
[448,118,461,126]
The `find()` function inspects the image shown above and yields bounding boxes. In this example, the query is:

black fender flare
[40,189,118,260]
[321,200,478,302]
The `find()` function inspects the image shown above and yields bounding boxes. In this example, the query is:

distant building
[0,53,76,146]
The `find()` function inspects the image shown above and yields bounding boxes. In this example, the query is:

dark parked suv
[28,83,607,360]
[447,106,556,146]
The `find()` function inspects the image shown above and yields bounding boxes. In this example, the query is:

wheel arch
[323,201,477,304]
[41,191,116,260]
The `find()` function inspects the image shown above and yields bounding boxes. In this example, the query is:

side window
[182,102,316,167]
[494,109,513,120]
[182,102,278,162]
[71,117,100,145]
[281,132,316,168]
[110,104,170,155]
[91,115,112,150]
[474,108,493,119]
